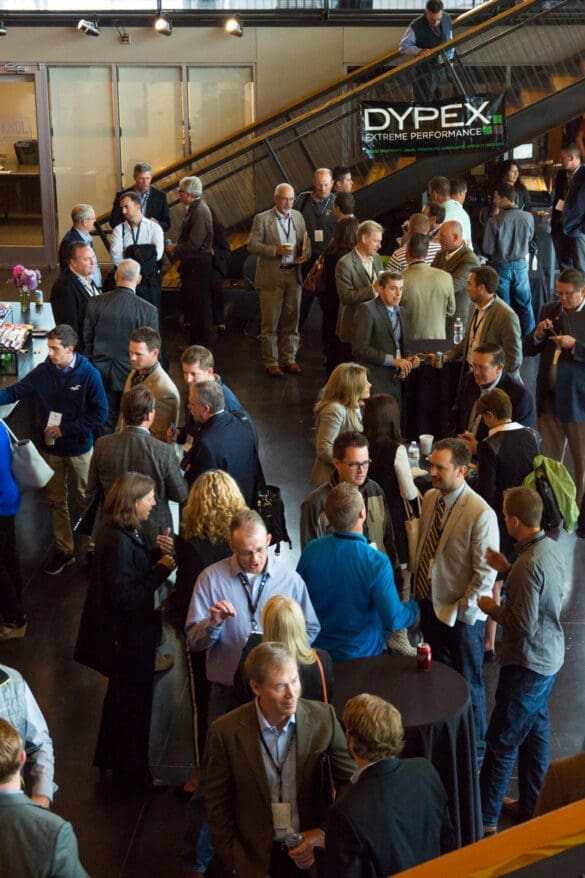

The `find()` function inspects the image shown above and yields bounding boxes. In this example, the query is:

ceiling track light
[77,19,100,37]
[224,16,243,38]
[154,14,173,36]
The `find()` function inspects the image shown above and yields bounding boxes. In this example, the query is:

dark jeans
[480,665,556,825]
[0,515,24,625]
[420,599,486,762]
[493,259,535,335]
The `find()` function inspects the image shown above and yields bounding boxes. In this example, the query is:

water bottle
[408,441,419,469]
[453,317,464,345]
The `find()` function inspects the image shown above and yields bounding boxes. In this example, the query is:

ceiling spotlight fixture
[77,19,100,37]
[0,20,7,37]
[154,15,173,36]
[224,16,243,38]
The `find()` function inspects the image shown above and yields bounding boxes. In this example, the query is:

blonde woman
[311,362,370,485]
[175,470,247,623]
[232,594,334,706]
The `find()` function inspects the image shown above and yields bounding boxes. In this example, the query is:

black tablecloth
[402,340,462,441]
[332,654,482,848]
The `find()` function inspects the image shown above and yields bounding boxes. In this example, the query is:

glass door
[0,65,56,268]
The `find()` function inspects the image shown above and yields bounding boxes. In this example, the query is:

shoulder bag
[2,420,54,490]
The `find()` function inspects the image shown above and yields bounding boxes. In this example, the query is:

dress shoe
[283,362,302,374]
[154,653,174,673]
[266,365,284,377]
[501,797,531,821]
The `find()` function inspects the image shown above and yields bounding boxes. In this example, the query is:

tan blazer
[335,249,383,344]
[401,262,456,340]
[413,483,499,626]
[116,363,180,443]
[247,207,310,289]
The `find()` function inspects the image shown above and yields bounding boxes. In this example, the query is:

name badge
[314,230,324,243]
[555,199,565,212]
[272,802,292,831]
[553,347,561,365]
[395,347,402,360]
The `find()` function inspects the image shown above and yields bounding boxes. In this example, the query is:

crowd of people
[0,127,585,877]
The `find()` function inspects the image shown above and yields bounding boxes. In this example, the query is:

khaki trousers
[537,412,585,505]
[259,270,301,366]
[41,449,93,554]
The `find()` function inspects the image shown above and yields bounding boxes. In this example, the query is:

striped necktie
[414,496,446,601]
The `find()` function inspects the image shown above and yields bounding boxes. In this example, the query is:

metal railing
[95,0,585,249]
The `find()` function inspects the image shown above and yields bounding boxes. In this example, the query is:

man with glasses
[524,268,585,503]
[185,510,319,722]
[298,483,418,662]
[248,182,310,376]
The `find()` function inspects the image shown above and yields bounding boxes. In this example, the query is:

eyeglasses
[343,459,371,471]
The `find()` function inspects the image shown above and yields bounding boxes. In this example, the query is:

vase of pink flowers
[7,264,42,313]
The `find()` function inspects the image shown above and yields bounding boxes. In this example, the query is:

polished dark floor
[0,289,584,877]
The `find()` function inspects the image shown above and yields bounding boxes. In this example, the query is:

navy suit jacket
[325,758,453,878]
[181,410,263,504]
[524,301,585,422]
[109,185,170,232]
[451,370,536,440]
[58,227,86,272]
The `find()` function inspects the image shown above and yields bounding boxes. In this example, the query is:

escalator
[95,0,585,258]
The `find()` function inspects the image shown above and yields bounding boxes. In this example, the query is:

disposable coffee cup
[419,434,433,456]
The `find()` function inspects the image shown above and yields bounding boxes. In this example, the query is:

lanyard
[277,216,291,241]
[259,723,296,802]
[124,221,142,247]
[237,570,269,631]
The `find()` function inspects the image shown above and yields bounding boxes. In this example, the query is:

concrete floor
[0,287,583,877]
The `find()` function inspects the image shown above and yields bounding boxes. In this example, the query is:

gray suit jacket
[432,245,480,328]
[87,426,187,548]
[401,262,456,340]
[117,363,180,443]
[0,792,88,878]
[83,287,159,391]
[205,698,355,878]
[247,207,310,288]
[446,295,523,376]
[352,297,409,397]
[335,249,383,344]
[413,483,499,626]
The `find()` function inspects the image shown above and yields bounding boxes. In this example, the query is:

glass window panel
[118,66,184,188]
[0,76,43,246]
[187,67,254,154]
[48,66,116,263]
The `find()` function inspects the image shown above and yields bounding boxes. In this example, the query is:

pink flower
[7,265,41,291]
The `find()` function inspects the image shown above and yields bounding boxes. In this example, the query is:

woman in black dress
[363,394,420,577]
[76,472,175,793]
[232,594,334,707]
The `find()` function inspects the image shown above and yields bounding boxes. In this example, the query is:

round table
[332,653,482,847]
